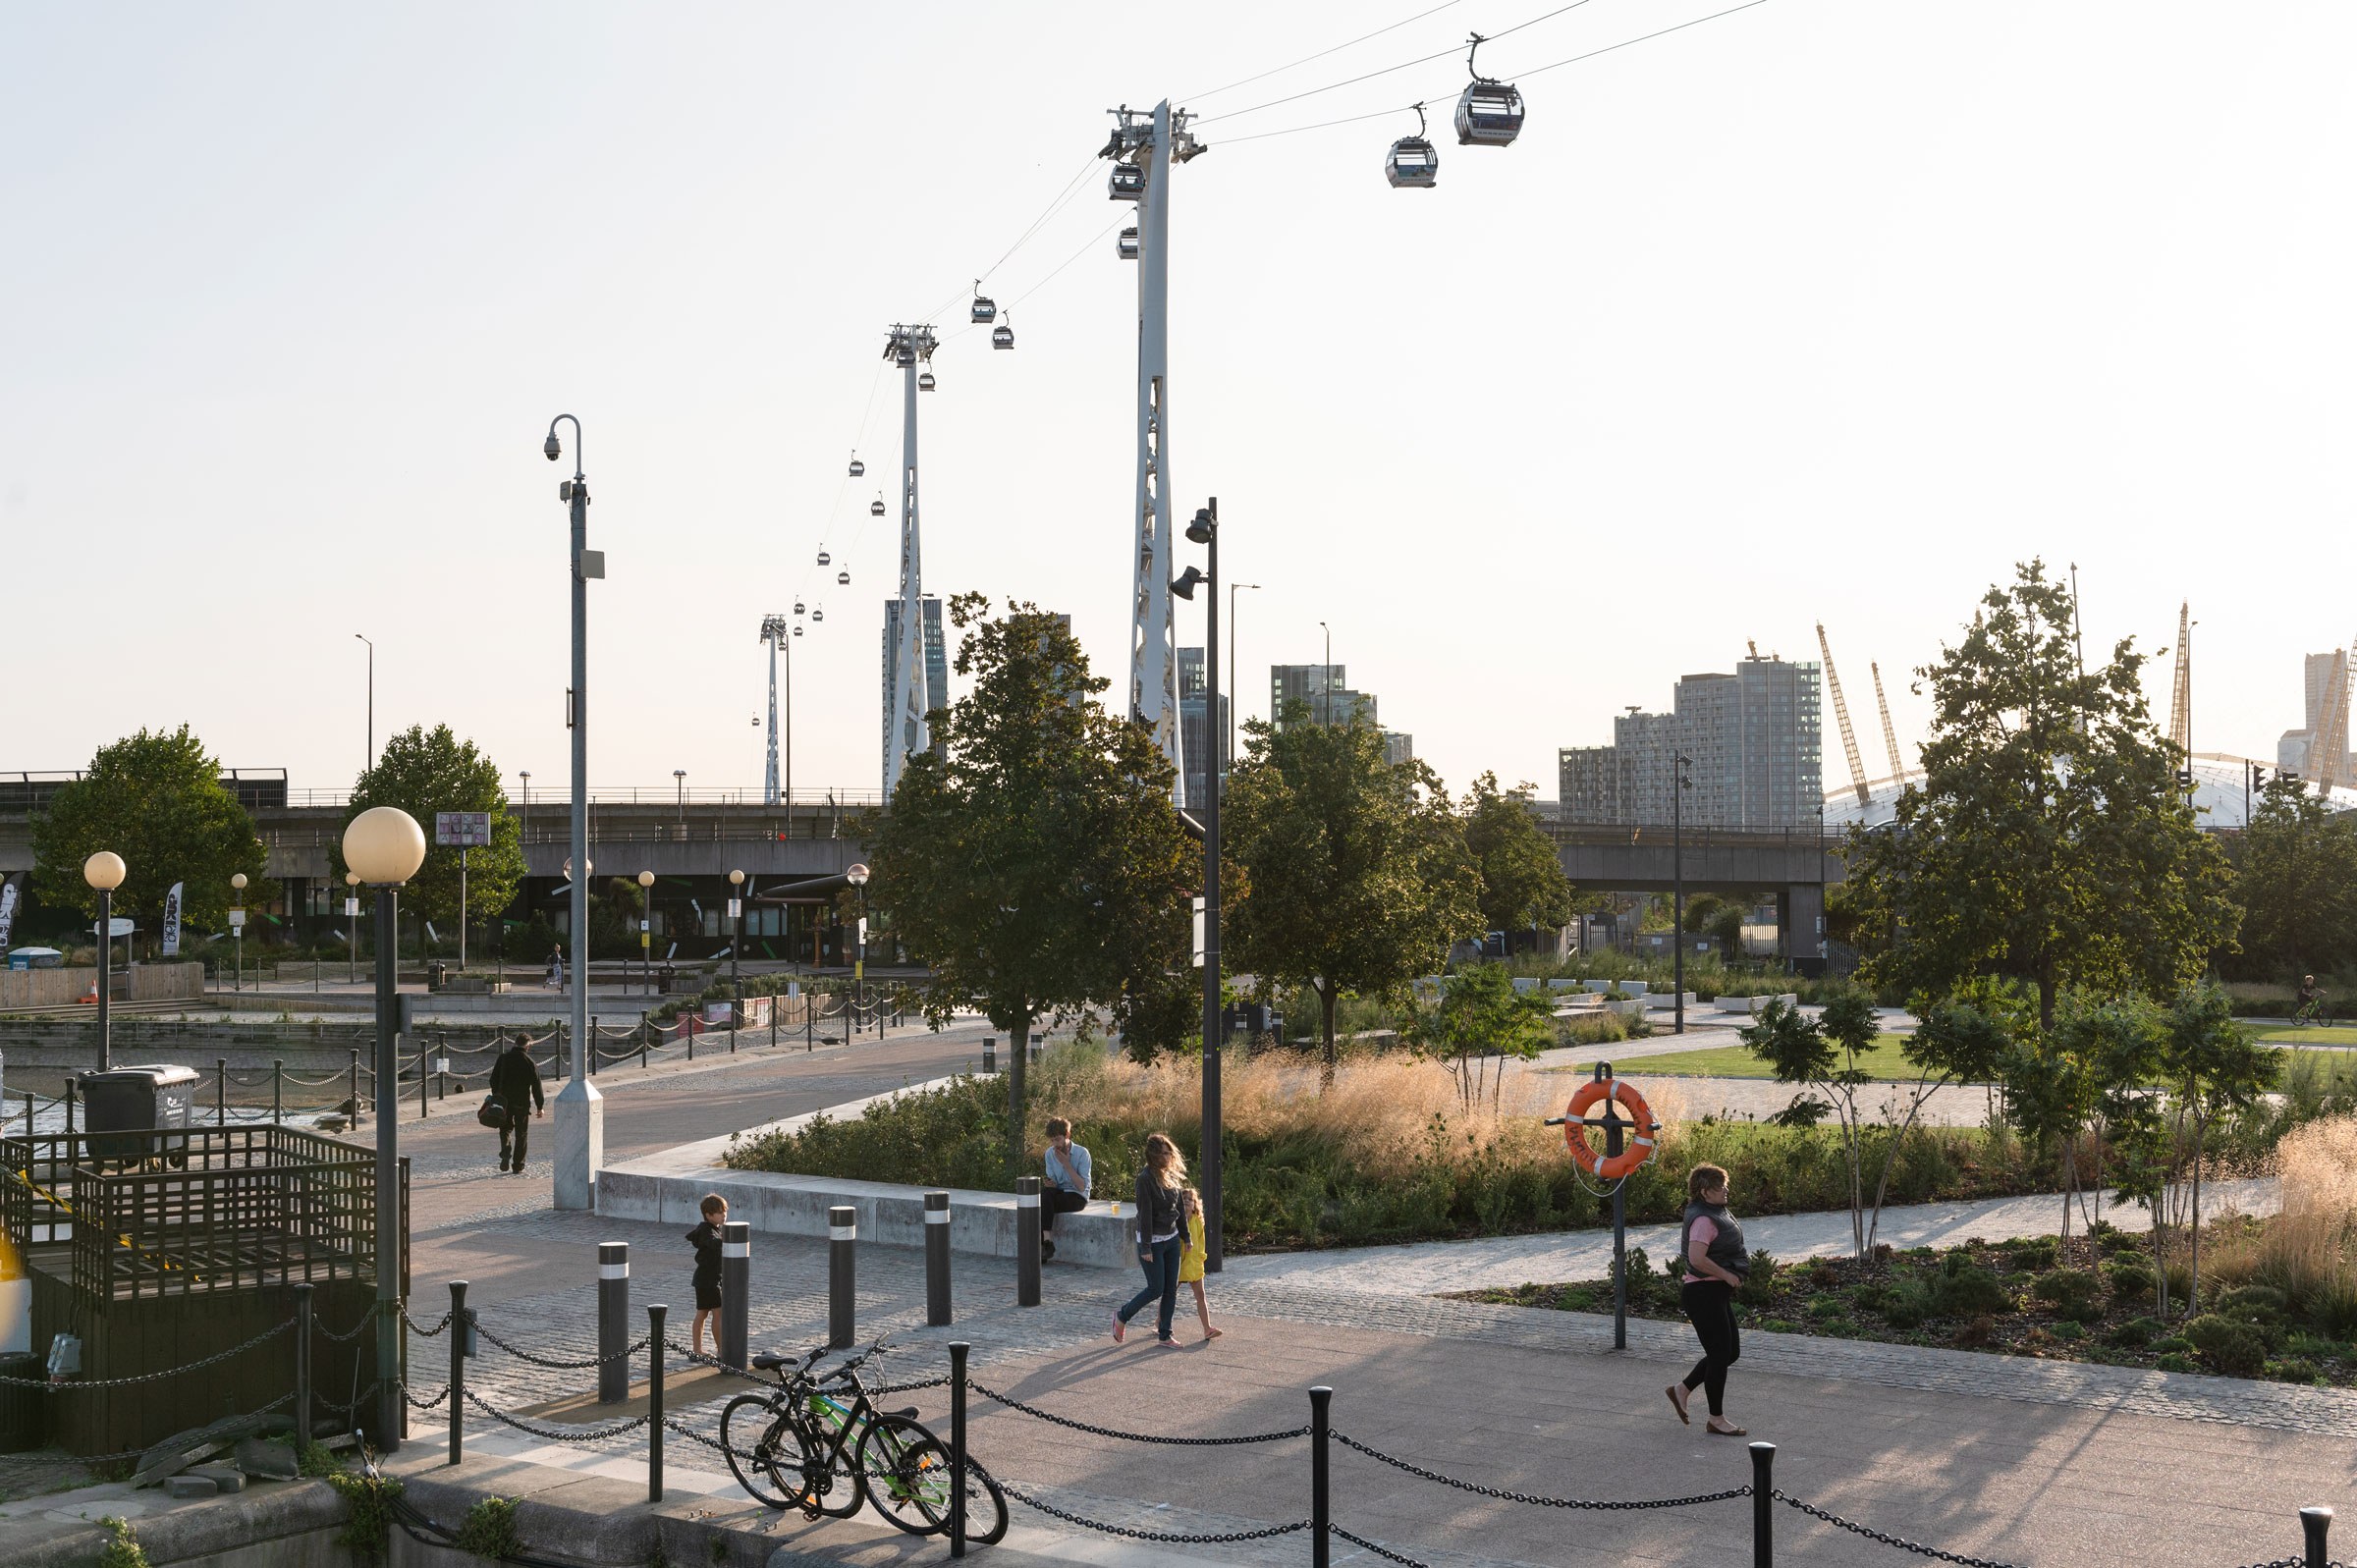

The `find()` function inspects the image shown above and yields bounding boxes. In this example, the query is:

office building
[1271,664,1377,729]
[881,596,949,782]
[1178,647,1231,812]
[2278,651,2353,780]
[1557,654,1823,827]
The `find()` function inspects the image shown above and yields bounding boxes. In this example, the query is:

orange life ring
[1562,1078,1658,1180]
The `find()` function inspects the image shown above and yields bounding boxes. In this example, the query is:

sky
[4,2,2352,804]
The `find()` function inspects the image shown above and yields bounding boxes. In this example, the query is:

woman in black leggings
[1667,1162,1749,1436]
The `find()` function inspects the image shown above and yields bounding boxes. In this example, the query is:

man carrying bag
[487,1037,546,1173]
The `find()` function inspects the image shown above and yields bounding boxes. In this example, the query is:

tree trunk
[1865,1080,1941,1256]
[2188,1118,2206,1317]
[2152,1208,2169,1320]
[1004,1010,1032,1176]
[1319,983,1338,1089]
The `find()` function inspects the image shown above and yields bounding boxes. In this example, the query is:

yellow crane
[1871,661,1905,786]
[2312,636,2355,793]
[1816,622,1871,805]
[2166,602,2193,764]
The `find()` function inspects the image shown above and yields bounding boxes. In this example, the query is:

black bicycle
[719,1337,1006,1542]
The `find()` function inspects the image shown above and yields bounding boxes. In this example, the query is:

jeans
[1118,1235,1183,1339]
[1680,1279,1740,1416]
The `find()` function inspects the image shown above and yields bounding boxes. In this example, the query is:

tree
[2003,992,2157,1245]
[1868,984,2017,1244]
[29,726,270,939]
[1739,992,1882,1260]
[2232,774,2357,982]
[2158,984,2278,1315]
[1460,773,1575,943]
[1845,562,2238,1029]
[331,725,526,937]
[1225,707,1482,1077]
[1405,963,1555,1111]
[863,596,1193,1168]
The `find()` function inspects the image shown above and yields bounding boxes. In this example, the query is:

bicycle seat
[751,1353,798,1372]
[888,1406,917,1419]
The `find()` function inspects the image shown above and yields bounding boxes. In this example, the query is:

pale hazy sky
[5,3,2351,801]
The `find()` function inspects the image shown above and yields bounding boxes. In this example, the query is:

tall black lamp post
[343,804,426,1452]
[1172,498,1224,1271]
[727,870,744,1009]
[230,872,248,993]
[636,871,655,997]
[1672,752,1692,1037]
[83,851,126,1072]
[845,863,871,1033]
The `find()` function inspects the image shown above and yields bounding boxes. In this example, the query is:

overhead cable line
[1182,0,1464,102]
[917,150,1106,327]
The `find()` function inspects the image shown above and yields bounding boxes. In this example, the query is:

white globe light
[729,869,744,886]
[344,806,427,885]
[845,863,871,888]
[346,871,360,888]
[637,870,655,888]
[82,850,126,892]
[231,873,247,892]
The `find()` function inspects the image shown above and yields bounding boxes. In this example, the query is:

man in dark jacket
[488,1038,545,1173]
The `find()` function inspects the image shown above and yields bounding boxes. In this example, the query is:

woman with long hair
[1113,1132,1188,1347]
[1667,1162,1749,1435]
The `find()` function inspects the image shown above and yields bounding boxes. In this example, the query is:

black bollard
[597,1242,630,1403]
[2304,1506,2334,1568]
[647,1304,667,1502]
[448,1280,467,1465]
[292,1282,313,1444]
[829,1206,856,1349]
[981,1038,996,1074]
[1750,1441,1776,1568]
[1014,1176,1041,1307]
[720,1220,749,1371]
[1310,1385,1332,1568]
[925,1190,954,1325]
[949,1341,969,1559]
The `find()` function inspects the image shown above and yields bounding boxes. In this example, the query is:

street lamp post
[636,871,655,998]
[345,871,360,985]
[1672,753,1692,1037]
[728,870,744,1013]
[354,633,374,769]
[230,872,248,993]
[344,805,426,1453]
[845,864,871,1036]
[83,852,125,1073]
[545,415,603,1211]
[675,770,687,837]
[1319,621,1332,727]
[1172,499,1225,1271]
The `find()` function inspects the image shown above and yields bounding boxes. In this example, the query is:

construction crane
[2312,636,2355,794]
[2166,602,2193,765]
[1871,661,1905,785]
[1816,622,1871,806]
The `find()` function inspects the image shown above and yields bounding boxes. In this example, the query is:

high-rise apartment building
[1556,655,1823,827]
[1269,663,1411,767]
[2279,651,2353,780]
[881,596,949,782]
[1178,647,1231,811]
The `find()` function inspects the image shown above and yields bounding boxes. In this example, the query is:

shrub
[2005,1237,2059,1271]
[2182,1315,2269,1376]
[2284,1330,2348,1362]
[2266,1357,2322,1385]
[1736,1252,1779,1308]
[1934,1259,2012,1318]
[2031,1269,2100,1310]
[1952,1315,1995,1348]
[2105,1261,2156,1302]
[2156,1353,2196,1373]
[2151,1334,2193,1355]
[2106,1317,2161,1349]
[1880,1279,1934,1329]
[2053,1321,2086,1342]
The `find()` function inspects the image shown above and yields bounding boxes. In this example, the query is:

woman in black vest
[1667,1162,1749,1435]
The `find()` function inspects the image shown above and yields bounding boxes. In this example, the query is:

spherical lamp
[729,869,744,887]
[231,873,248,892]
[846,863,871,888]
[344,807,426,886]
[636,870,655,890]
[83,851,126,892]
[346,871,359,888]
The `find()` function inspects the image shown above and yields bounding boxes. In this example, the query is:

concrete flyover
[1547,820,1847,960]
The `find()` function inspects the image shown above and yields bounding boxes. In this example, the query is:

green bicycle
[719,1336,1006,1542]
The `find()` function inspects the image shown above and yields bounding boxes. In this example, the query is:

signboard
[0,873,26,953]
[1192,896,1206,969]
[435,812,492,847]
[161,883,184,955]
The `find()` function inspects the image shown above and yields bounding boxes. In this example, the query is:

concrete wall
[0,961,204,1010]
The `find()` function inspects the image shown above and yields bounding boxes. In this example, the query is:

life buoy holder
[1561,1077,1658,1181]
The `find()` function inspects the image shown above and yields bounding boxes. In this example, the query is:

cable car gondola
[919,371,936,392]
[1109,162,1145,201]
[992,310,1014,351]
[794,599,805,615]
[870,496,886,516]
[812,607,825,622]
[837,569,850,585]
[970,281,996,324]
[1454,34,1524,146]
[793,624,802,637]
[1386,103,1440,189]
[848,452,865,478]
[1118,226,1139,260]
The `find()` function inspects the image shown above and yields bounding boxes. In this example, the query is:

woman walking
[1112,1132,1187,1347]
[1667,1162,1749,1436]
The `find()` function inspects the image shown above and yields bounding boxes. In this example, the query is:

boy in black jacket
[686,1194,727,1358]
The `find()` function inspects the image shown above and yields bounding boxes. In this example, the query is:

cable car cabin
[837,570,850,585]
[812,608,825,622]
[1454,81,1524,145]
[992,323,1014,351]
[794,600,805,615]
[895,348,915,367]
[870,498,886,516]
[849,456,865,477]
[918,371,936,391]
[793,624,802,636]
[1118,226,1139,260]
[1109,163,1145,201]
[970,295,997,324]
[1386,136,1439,188]
[817,549,832,566]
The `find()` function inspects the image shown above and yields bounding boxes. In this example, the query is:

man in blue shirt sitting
[1041,1116,1091,1263]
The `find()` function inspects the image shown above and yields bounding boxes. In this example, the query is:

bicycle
[719,1336,1007,1542]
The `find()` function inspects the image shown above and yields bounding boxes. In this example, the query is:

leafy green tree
[29,726,270,939]
[1845,562,2239,1029]
[2232,775,2357,982]
[1739,991,1881,1259]
[1460,773,1575,943]
[863,596,1193,1167]
[1225,707,1482,1077]
[1870,984,2017,1241]
[2159,983,2278,1314]
[2005,992,2159,1244]
[330,725,525,938]
[1405,963,1554,1111]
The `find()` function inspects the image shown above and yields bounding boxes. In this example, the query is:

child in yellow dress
[1178,1187,1222,1340]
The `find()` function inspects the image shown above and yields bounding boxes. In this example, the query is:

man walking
[489,1036,545,1173]
[1040,1116,1091,1263]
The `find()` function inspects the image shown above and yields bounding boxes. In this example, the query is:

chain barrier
[996,1479,1311,1545]
[406,1383,452,1412]
[1335,1432,1749,1511]
[0,1318,293,1389]
[318,1384,380,1417]
[318,1308,376,1344]
[1775,1490,2027,1568]
[402,1310,452,1338]
[968,1380,1309,1446]
[461,1386,652,1443]
[469,1321,647,1369]
[1335,1526,1436,1568]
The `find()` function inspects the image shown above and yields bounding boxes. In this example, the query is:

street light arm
[545,413,584,480]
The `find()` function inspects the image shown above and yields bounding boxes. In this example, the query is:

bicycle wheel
[959,1458,1011,1545]
[855,1415,956,1535]
[719,1394,818,1511]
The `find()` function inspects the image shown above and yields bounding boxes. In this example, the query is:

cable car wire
[1182,0,1464,102]
[1191,0,1594,127]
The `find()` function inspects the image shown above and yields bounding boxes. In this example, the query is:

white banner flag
[0,872,22,952]
[161,882,184,956]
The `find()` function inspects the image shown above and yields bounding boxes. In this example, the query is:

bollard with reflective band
[1014,1176,1041,1306]
[829,1206,856,1349]
[647,1304,668,1502]
[1750,1442,1775,1568]
[981,1038,996,1074]
[597,1242,630,1403]
[720,1220,750,1371]
[925,1190,954,1325]
[448,1280,467,1465]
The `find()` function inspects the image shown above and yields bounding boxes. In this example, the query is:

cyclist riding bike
[2296,976,2328,1026]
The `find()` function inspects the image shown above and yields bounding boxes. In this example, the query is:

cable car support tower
[760,614,791,807]
[882,323,937,798]
[1107,101,1204,801]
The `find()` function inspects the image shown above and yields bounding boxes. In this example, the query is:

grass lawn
[2243,1023,2357,1047]
[1555,1033,1932,1082]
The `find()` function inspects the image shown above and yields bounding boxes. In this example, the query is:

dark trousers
[1040,1187,1089,1237]
[1681,1279,1740,1416]
[499,1108,532,1169]
[1118,1235,1183,1340]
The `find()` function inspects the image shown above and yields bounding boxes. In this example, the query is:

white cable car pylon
[1105,100,1204,805]
[881,321,938,799]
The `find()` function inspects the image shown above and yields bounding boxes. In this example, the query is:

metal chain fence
[1337,1431,1751,1511]
[968,1379,1310,1445]
[0,1318,292,1389]
[994,1479,1312,1546]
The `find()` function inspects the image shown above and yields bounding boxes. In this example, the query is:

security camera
[543,434,562,461]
